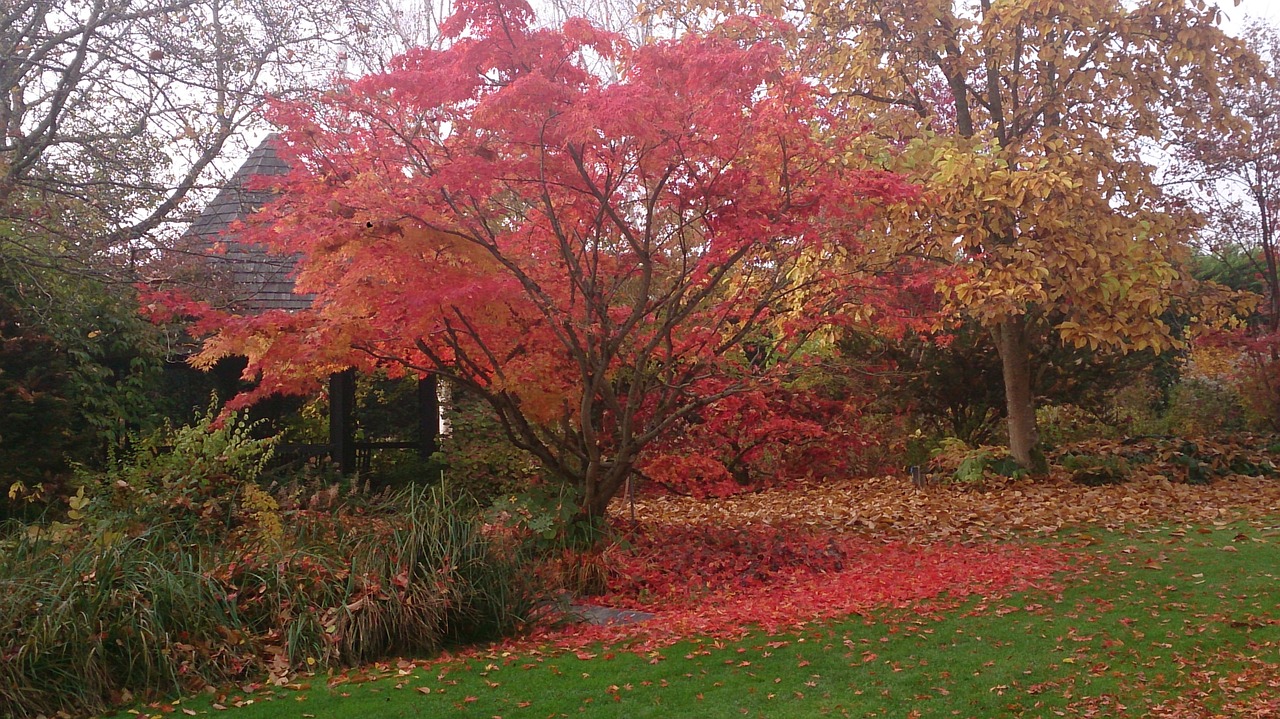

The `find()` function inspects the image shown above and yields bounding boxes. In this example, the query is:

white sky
[1216,0,1280,33]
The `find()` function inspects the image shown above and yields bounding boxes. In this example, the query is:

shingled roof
[186,134,312,314]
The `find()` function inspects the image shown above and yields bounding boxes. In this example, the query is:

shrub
[436,389,540,505]
[485,484,610,596]
[366,451,443,490]
[640,380,871,498]
[1161,378,1248,436]
[1105,375,1167,437]
[929,438,1026,484]
[1191,331,1280,432]
[1036,404,1114,449]
[77,399,278,538]
[1053,436,1277,486]
[0,266,194,521]
[1060,453,1131,486]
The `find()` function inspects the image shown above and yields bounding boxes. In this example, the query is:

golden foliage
[241,483,284,542]
[651,0,1265,350]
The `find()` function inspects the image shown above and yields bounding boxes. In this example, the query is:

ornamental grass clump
[221,486,543,671]
[0,426,546,719]
[0,528,243,718]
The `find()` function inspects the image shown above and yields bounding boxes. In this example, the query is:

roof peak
[230,133,289,182]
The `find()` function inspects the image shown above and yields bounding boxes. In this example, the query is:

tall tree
[654,0,1261,467]
[1164,21,1280,429]
[169,0,913,517]
[0,0,416,285]
[0,0,413,494]
[1176,21,1280,331]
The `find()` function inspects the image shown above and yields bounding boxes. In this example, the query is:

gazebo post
[329,369,357,474]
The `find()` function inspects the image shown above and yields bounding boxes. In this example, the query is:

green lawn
[118,520,1280,718]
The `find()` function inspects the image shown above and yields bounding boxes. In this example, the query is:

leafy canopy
[172,0,914,515]
[648,0,1263,466]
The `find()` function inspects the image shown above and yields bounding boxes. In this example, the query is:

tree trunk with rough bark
[994,314,1045,473]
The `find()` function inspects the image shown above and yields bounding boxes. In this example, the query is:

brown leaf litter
[616,463,1280,542]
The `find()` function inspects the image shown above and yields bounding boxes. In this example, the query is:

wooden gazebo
[185,134,439,474]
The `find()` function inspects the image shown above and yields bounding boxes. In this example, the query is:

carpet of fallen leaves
[616,469,1280,542]
[527,527,1072,653]
[546,442,1280,653]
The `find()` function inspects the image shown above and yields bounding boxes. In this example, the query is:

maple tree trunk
[581,464,604,521]
[994,315,1044,473]
[582,488,611,521]
[579,461,630,521]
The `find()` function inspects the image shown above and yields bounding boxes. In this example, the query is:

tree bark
[994,314,1043,472]
[579,461,628,520]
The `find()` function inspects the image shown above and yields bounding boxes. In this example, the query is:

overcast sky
[1216,0,1280,33]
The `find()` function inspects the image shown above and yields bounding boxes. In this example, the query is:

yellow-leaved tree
[653,0,1262,468]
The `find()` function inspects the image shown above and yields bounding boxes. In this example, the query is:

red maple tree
[176,0,915,517]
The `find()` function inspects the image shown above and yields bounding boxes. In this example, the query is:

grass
[116,518,1280,719]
